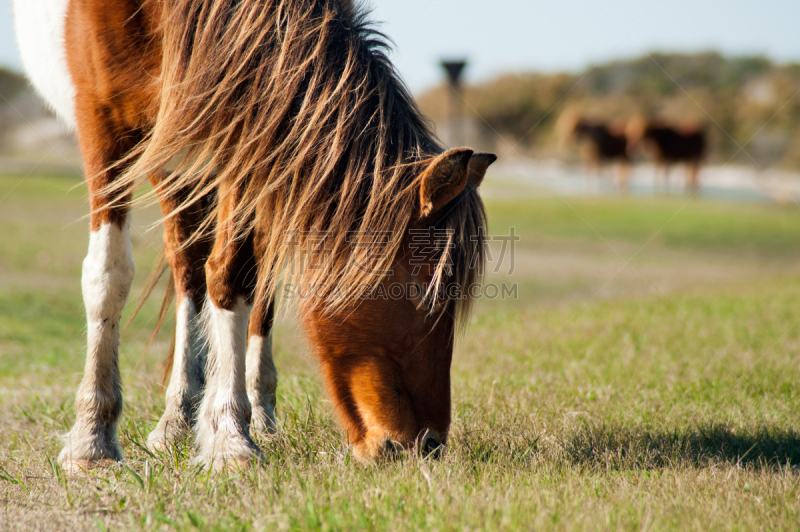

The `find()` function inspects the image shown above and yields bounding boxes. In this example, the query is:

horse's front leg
[148,175,213,451]
[59,118,139,472]
[195,185,262,469]
[60,214,134,471]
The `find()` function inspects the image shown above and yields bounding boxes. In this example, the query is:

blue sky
[2,0,800,92]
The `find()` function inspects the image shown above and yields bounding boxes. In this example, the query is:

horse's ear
[468,153,497,188]
[419,148,474,219]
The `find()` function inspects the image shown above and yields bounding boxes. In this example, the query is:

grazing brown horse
[626,118,707,194]
[562,116,631,191]
[14,0,495,470]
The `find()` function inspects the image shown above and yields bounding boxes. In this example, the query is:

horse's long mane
[107,0,485,321]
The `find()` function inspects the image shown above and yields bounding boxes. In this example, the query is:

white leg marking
[148,296,207,450]
[12,0,76,127]
[246,333,278,433]
[196,296,261,468]
[59,221,135,469]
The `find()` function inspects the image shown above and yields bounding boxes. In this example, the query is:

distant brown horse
[15,0,495,470]
[561,116,631,191]
[627,118,707,194]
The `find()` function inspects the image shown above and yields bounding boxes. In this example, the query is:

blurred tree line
[4,55,799,170]
[0,67,32,146]
[0,68,79,165]
[0,67,50,149]
[417,52,800,169]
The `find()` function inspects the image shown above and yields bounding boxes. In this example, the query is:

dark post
[440,60,468,147]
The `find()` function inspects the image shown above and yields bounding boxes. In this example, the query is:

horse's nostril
[421,435,445,459]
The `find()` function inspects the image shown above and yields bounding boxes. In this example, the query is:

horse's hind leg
[615,162,631,194]
[658,163,670,194]
[195,183,262,468]
[686,162,701,195]
[247,295,278,434]
[147,174,213,451]
[59,115,139,472]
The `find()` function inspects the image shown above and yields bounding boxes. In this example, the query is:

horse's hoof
[200,451,265,473]
[147,422,190,453]
[146,437,168,453]
[58,427,124,474]
[211,453,264,473]
[58,457,120,475]
[195,439,266,472]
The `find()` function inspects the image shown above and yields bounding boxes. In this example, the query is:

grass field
[1,171,800,530]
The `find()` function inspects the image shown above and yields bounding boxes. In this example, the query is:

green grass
[2,173,800,530]
[486,196,800,256]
